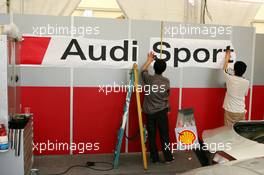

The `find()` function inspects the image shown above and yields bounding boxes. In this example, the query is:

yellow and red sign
[178,130,196,145]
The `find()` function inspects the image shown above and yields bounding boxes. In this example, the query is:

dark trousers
[146,108,173,162]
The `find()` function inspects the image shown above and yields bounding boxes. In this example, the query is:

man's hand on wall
[147,51,155,63]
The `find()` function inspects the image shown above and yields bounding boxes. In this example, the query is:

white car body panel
[181,157,264,175]
[202,122,264,160]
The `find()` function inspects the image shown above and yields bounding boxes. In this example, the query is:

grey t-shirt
[141,70,170,114]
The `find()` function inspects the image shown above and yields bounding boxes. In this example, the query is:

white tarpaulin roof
[117,0,185,22]
[117,0,262,26]
[204,0,260,26]
[0,0,81,16]
[0,0,264,27]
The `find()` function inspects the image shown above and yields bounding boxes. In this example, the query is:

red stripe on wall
[21,87,70,155]
[73,87,127,154]
[182,88,225,138]
[21,36,51,64]
[181,88,250,138]
[20,87,255,155]
[251,85,264,120]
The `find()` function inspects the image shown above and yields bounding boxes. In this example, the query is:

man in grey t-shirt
[141,51,174,163]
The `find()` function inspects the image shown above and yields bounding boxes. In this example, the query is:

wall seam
[69,16,74,155]
[249,28,256,121]
[125,19,132,153]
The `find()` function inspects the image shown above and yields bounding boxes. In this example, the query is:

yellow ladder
[133,63,148,170]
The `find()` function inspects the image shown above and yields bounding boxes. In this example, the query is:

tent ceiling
[72,0,122,18]
[117,0,185,22]
[78,0,120,9]
[117,0,262,26]
[0,0,264,28]
[204,0,261,26]
[0,0,81,16]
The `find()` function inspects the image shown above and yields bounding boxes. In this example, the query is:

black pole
[6,0,10,13]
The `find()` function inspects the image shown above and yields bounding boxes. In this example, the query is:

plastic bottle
[0,124,9,152]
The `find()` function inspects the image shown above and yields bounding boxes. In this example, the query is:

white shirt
[223,70,249,113]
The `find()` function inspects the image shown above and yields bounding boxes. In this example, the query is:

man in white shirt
[223,49,250,126]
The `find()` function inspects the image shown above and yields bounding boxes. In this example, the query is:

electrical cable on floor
[47,161,114,175]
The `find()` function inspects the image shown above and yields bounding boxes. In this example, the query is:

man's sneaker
[152,159,160,164]
[152,161,159,164]
[165,157,175,164]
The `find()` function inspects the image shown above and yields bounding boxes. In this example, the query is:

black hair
[234,61,247,77]
[154,59,167,75]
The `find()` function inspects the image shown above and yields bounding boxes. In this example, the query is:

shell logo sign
[178,130,196,145]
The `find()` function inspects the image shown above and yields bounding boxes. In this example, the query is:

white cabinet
[0,35,33,175]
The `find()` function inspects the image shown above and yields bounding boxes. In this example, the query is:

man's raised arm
[223,48,231,71]
[142,52,155,72]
